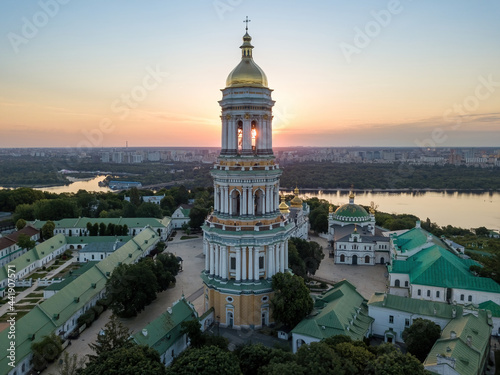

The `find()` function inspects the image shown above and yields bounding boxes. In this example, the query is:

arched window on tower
[251,120,257,152]
[237,121,243,153]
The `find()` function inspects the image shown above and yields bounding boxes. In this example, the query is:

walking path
[0,254,77,319]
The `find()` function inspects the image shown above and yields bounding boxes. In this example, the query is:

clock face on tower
[201,24,295,330]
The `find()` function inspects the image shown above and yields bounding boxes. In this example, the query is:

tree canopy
[166,345,240,375]
[402,318,441,362]
[271,272,313,327]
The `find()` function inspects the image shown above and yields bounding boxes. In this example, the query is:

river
[1,176,498,230]
[284,189,500,230]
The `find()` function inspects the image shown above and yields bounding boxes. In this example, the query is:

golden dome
[226,32,268,88]
[279,196,290,214]
[290,187,303,208]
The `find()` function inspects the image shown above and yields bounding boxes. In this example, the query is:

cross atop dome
[244,16,251,31]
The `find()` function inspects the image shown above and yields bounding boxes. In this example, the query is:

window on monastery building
[436,291,440,298]
[405,281,409,287]
[230,257,236,270]
[259,256,264,269]
[417,289,421,296]
[427,290,431,297]
[365,255,370,263]
[389,315,394,324]
[468,295,472,302]
[340,254,345,262]
[460,294,464,301]
[395,279,400,287]
[405,318,410,327]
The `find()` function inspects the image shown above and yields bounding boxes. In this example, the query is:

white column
[221,246,227,280]
[221,118,226,153]
[229,119,237,154]
[214,185,219,212]
[204,240,209,271]
[241,247,247,281]
[269,186,274,212]
[265,186,270,214]
[209,243,215,276]
[235,248,241,282]
[228,188,233,216]
[242,187,247,215]
[248,246,254,281]
[214,244,219,277]
[242,118,252,154]
[268,245,274,279]
[275,185,279,211]
[254,247,260,280]
[280,243,285,273]
[248,187,254,216]
[284,241,289,270]
[267,117,273,152]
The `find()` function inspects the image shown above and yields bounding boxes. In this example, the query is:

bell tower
[201,21,294,329]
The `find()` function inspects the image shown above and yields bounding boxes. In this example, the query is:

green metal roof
[132,297,197,354]
[0,228,160,375]
[0,305,57,375]
[291,280,373,341]
[0,234,67,282]
[44,262,99,291]
[65,236,132,244]
[31,217,170,230]
[389,245,500,293]
[333,203,370,221]
[478,300,500,318]
[391,227,446,253]
[368,292,464,318]
[424,310,492,375]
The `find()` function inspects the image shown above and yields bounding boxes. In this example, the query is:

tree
[271,272,313,327]
[15,218,26,230]
[160,194,176,214]
[333,341,375,374]
[128,187,142,207]
[180,319,204,348]
[166,346,240,375]
[235,343,272,375]
[289,238,324,276]
[31,332,63,371]
[402,318,441,362]
[13,203,36,222]
[188,205,208,229]
[81,343,166,375]
[17,233,35,250]
[53,351,86,375]
[88,315,131,361]
[295,342,343,375]
[366,343,427,375]
[475,226,489,236]
[41,220,55,239]
[107,262,158,318]
[259,362,306,375]
[99,222,106,236]
[288,240,307,278]
[136,202,163,218]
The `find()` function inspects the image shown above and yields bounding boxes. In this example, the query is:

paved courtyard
[310,234,389,299]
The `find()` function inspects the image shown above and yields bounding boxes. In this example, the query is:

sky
[0,0,499,149]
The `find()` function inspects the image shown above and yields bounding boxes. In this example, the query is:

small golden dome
[226,32,268,88]
[279,196,290,214]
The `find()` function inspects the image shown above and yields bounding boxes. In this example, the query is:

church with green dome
[328,190,390,266]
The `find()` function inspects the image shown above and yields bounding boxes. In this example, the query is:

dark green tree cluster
[271,272,314,328]
[188,187,213,229]
[17,233,36,250]
[169,337,426,375]
[280,162,500,190]
[401,318,441,362]
[106,254,179,317]
[31,332,64,371]
[306,197,331,233]
[288,238,324,277]
[86,222,129,236]
[375,212,420,231]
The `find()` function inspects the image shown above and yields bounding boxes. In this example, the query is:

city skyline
[1,0,499,149]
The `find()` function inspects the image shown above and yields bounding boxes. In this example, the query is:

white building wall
[292,332,319,353]
[410,284,448,303]
[451,288,500,306]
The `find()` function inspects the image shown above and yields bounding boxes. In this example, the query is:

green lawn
[26,292,43,298]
